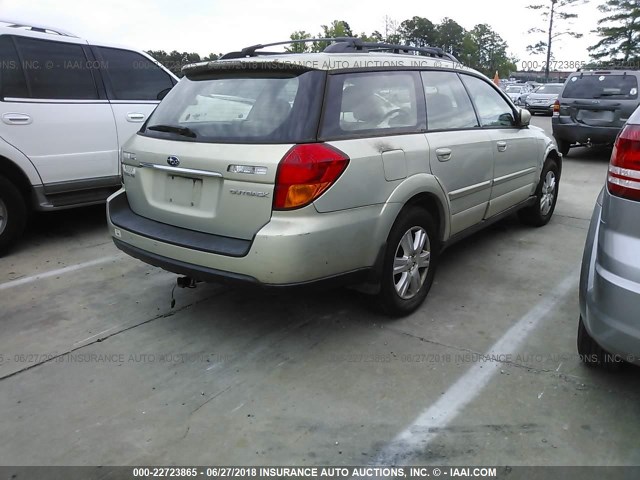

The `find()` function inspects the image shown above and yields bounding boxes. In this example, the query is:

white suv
[0,19,177,254]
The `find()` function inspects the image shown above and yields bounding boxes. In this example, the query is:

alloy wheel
[393,226,431,300]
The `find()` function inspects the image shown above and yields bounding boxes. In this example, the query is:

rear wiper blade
[147,124,197,138]
[595,93,623,98]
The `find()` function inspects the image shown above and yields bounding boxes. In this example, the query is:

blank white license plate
[165,174,202,207]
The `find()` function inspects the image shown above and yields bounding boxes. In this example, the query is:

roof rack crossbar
[361,42,458,62]
[220,37,458,62]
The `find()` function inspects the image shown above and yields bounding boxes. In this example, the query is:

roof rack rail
[220,37,459,62]
[577,64,640,72]
[0,19,77,37]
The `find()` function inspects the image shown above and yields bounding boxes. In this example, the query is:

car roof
[570,70,640,76]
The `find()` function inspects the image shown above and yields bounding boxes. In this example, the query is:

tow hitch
[171,276,198,308]
[177,276,197,289]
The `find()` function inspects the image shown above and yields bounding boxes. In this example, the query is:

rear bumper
[526,103,553,113]
[107,189,397,286]
[580,190,640,365]
[552,119,620,145]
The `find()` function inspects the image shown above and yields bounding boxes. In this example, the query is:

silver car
[504,84,531,106]
[525,83,564,116]
[578,106,640,368]
[107,38,562,316]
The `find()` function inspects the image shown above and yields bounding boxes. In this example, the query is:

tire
[377,207,439,317]
[577,316,623,371]
[555,137,570,156]
[0,176,27,256]
[518,159,559,227]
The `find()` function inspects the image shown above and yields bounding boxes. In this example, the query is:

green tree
[463,24,517,77]
[526,0,586,80]
[312,20,354,51]
[287,30,312,53]
[398,16,438,47]
[588,0,640,62]
[436,18,466,56]
[146,50,202,76]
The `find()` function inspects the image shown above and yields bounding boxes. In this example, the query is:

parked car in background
[0,19,178,254]
[578,106,640,369]
[552,69,640,156]
[504,84,531,106]
[524,83,564,116]
[107,37,562,317]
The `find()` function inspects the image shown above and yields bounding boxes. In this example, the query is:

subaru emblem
[167,156,180,167]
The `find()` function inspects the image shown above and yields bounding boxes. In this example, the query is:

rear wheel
[0,176,27,256]
[577,316,623,370]
[377,208,439,317]
[518,159,559,227]
[555,137,570,156]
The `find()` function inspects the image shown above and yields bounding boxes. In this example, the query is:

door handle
[126,113,146,122]
[435,147,452,162]
[2,113,32,125]
[497,141,507,152]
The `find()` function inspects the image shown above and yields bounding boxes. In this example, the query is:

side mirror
[519,108,531,126]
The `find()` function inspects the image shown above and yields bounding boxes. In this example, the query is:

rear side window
[0,36,28,98]
[421,71,478,130]
[562,74,638,100]
[142,70,324,144]
[321,71,424,138]
[97,47,174,101]
[461,74,515,127]
[14,37,98,100]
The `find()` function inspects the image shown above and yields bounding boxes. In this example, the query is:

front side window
[321,71,423,138]
[461,74,516,127]
[421,71,478,130]
[0,36,28,98]
[98,47,174,101]
[14,37,98,100]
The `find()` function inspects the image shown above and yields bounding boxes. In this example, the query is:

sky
[1,0,605,70]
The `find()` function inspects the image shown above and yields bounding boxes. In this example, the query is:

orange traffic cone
[493,71,500,86]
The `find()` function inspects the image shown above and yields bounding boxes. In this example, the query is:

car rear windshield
[534,84,563,94]
[562,74,638,99]
[141,70,325,144]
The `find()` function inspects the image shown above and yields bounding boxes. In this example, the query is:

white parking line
[374,270,579,465]
[0,255,120,291]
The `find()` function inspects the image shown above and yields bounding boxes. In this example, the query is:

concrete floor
[1,116,639,468]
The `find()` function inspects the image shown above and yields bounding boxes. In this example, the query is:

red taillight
[608,124,640,201]
[273,144,349,210]
[553,99,560,115]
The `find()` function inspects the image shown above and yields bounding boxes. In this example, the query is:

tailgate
[119,65,325,241]
[122,135,291,240]
[567,100,626,127]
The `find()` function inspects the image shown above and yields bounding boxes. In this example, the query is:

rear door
[122,67,324,240]
[561,72,639,127]
[0,34,118,185]
[94,46,177,149]
[461,74,538,218]
[420,70,494,235]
